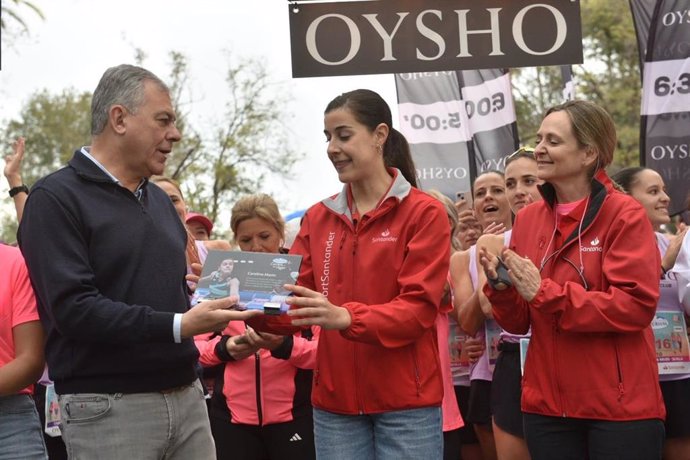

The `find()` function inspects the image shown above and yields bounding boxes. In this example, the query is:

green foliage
[3,88,92,186]
[1,51,299,237]
[1,208,19,244]
[513,0,642,168]
[158,52,300,227]
[512,66,565,144]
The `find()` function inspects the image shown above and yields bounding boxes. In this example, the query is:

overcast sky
[0,0,399,218]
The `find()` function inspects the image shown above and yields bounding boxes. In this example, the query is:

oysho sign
[289,0,583,78]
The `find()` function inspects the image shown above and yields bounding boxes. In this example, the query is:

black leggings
[443,428,461,460]
[523,413,664,460]
[211,414,315,460]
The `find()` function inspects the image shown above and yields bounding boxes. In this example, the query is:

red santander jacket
[485,171,665,421]
[289,169,449,414]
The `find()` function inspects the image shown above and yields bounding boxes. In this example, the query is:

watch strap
[8,184,29,198]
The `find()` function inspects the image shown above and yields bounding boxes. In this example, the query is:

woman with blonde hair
[196,193,317,460]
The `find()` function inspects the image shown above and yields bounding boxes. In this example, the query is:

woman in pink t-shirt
[0,244,47,459]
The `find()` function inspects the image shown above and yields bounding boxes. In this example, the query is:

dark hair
[610,167,646,194]
[325,89,418,188]
[471,170,504,196]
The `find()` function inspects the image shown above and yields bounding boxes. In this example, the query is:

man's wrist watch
[8,184,29,198]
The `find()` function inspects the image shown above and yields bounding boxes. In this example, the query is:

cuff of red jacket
[528,279,563,314]
[340,302,364,341]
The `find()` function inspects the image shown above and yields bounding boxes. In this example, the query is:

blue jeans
[313,406,442,460]
[0,394,48,460]
[59,380,214,460]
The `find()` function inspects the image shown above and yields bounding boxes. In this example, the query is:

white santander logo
[372,228,397,243]
[581,236,602,252]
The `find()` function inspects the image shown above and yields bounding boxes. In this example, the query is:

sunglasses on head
[507,146,536,159]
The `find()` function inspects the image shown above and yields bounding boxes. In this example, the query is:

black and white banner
[561,65,575,101]
[395,69,518,198]
[629,0,659,74]
[289,0,583,78]
[634,0,690,216]
[458,69,519,174]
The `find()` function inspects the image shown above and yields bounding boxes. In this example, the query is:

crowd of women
[3,87,690,460]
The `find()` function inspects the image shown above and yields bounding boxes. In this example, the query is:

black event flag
[395,69,518,199]
[633,0,690,215]
[630,0,659,75]
[456,69,520,178]
[561,65,575,101]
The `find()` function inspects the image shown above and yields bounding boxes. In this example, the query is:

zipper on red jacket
[351,230,364,414]
[412,347,421,396]
[613,341,625,401]
[552,318,567,417]
[255,352,264,425]
[354,346,364,414]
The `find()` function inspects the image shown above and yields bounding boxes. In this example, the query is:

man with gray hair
[18,64,258,459]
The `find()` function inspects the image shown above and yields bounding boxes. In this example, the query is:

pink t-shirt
[0,244,40,395]
[436,309,464,432]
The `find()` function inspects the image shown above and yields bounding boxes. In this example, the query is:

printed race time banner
[633,0,690,215]
[395,69,518,196]
[289,0,583,78]
[395,71,473,196]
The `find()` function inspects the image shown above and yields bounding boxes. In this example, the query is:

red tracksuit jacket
[291,169,450,414]
[485,171,665,421]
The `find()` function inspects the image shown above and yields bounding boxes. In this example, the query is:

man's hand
[181,296,261,338]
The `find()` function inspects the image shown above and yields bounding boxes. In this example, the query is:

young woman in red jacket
[479,100,665,459]
[280,89,451,459]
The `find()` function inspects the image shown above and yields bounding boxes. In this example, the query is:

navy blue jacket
[18,150,198,394]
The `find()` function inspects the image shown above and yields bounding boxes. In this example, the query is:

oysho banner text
[289,0,583,78]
